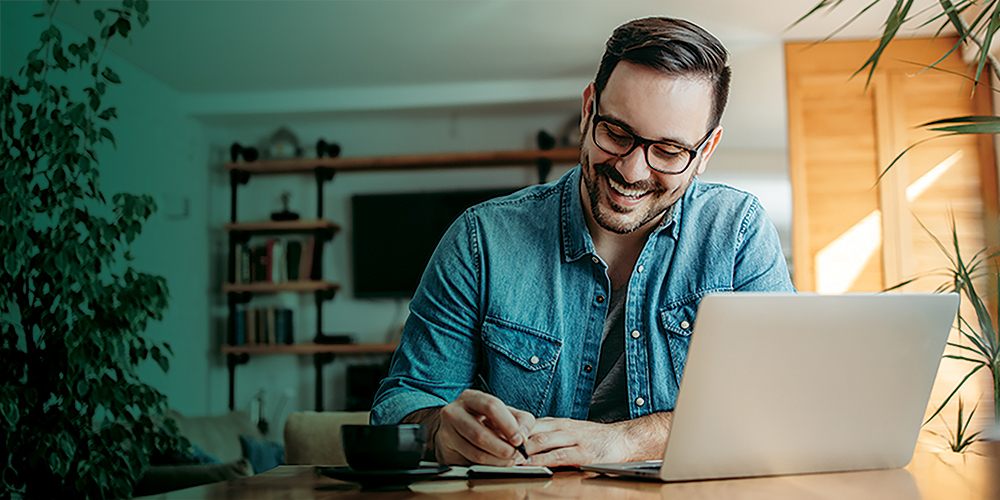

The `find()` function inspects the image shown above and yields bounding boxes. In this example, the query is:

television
[351,187,521,298]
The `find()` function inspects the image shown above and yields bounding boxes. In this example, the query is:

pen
[474,373,530,460]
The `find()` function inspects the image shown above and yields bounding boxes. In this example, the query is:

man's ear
[694,126,724,176]
[580,82,596,136]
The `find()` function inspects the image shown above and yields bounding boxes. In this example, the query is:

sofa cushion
[167,410,264,463]
[283,411,370,466]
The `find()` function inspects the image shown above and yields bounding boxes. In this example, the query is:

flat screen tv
[351,187,521,298]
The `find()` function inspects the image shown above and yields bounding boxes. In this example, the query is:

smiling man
[371,17,794,467]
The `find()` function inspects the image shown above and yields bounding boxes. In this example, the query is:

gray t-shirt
[587,285,629,423]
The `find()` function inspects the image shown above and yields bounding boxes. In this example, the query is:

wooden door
[786,37,997,294]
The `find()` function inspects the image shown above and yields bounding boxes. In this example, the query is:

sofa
[132,410,268,497]
[132,409,370,497]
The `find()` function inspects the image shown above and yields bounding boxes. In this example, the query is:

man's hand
[408,389,535,466]
[524,412,673,466]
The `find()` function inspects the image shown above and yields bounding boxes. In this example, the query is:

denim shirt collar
[560,166,685,263]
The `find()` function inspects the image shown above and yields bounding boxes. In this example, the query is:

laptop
[581,292,958,482]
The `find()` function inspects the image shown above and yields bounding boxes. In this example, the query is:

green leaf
[151,346,169,373]
[98,107,118,121]
[856,0,914,86]
[94,9,105,23]
[40,25,62,43]
[115,18,131,39]
[787,0,845,31]
[100,127,116,148]
[101,67,122,85]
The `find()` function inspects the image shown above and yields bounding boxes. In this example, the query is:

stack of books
[234,237,315,284]
[232,306,294,345]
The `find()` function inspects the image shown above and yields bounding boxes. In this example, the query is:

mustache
[593,162,661,193]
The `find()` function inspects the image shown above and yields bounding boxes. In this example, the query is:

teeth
[607,177,649,199]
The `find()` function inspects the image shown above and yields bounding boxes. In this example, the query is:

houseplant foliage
[1,0,188,497]
[794,0,1000,449]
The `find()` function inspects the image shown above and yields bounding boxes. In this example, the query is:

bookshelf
[222,146,580,411]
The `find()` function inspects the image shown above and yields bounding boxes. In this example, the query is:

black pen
[474,373,529,460]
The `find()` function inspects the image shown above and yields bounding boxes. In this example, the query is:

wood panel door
[785,37,997,294]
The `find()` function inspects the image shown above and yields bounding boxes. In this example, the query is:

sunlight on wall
[814,151,964,293]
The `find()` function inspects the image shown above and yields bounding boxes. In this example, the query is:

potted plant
[1,1,188,497]
[794,0,1000,452]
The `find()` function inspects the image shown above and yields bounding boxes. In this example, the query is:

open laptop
[581,292,958,482]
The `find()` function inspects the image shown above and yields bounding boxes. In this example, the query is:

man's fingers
[437,425,519,467]
[510,407,536,443]
[460,390,525,445]
[441,392,521,459]
[524,426,577,455]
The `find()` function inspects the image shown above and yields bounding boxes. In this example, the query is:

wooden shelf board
[222,281,341,294]
[221,342,399,356]
[225,147,580,174]
[224,219,341,233]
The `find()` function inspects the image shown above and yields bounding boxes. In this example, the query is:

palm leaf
[973,1,1000,84]
[787,0,848,31]
[925,363,986,425]
[798,0,885,47]
[856,0,915,86]
[922,115,1000,135]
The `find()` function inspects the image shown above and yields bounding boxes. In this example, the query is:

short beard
[582,152,668,235]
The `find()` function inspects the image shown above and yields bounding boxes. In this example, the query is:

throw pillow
[239,435,285,474]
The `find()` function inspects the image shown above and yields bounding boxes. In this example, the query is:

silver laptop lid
[659,292,957,481]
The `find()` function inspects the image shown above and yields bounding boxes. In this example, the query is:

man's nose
[616,145,653,184]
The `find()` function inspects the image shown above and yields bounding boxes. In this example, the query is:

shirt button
[596,295,605,304]
[635,397,645,407]
[680,321,690,330]
[637,265,645,273]
[529,355,540,365]
[631,330,641,339]
[591,256,600,264]
[584,364,593,373]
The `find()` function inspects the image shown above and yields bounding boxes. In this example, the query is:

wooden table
[136,438,1000,499]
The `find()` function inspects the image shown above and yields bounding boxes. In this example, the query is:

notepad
[467,465,552,478]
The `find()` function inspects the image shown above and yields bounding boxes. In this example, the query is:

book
[266,306,277,345]
[274,308,293,344]
[283,308,294,344]
[271,240,285,282]
[264,239,276,283]
[298,237,315,281]
[285,240,302,281]
[245,308,255,346]
[239,244,251,283]
[233,243,244,284]
[250,245,267,282]
[233,306,246,345]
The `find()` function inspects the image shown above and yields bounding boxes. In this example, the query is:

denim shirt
[371,166,794,424]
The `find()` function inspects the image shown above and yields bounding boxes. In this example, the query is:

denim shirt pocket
[481,317,561,416]
[658,300,700,388]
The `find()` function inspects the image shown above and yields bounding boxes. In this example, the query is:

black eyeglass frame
[590,99,714,175]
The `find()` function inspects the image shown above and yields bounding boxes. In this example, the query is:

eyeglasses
[591,101,713,175]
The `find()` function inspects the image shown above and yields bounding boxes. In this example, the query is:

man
[371,16,794,467]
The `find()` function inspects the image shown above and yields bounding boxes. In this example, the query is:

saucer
[317,465,451,488]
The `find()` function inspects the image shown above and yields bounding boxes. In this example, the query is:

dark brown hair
[595,17,731,132]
